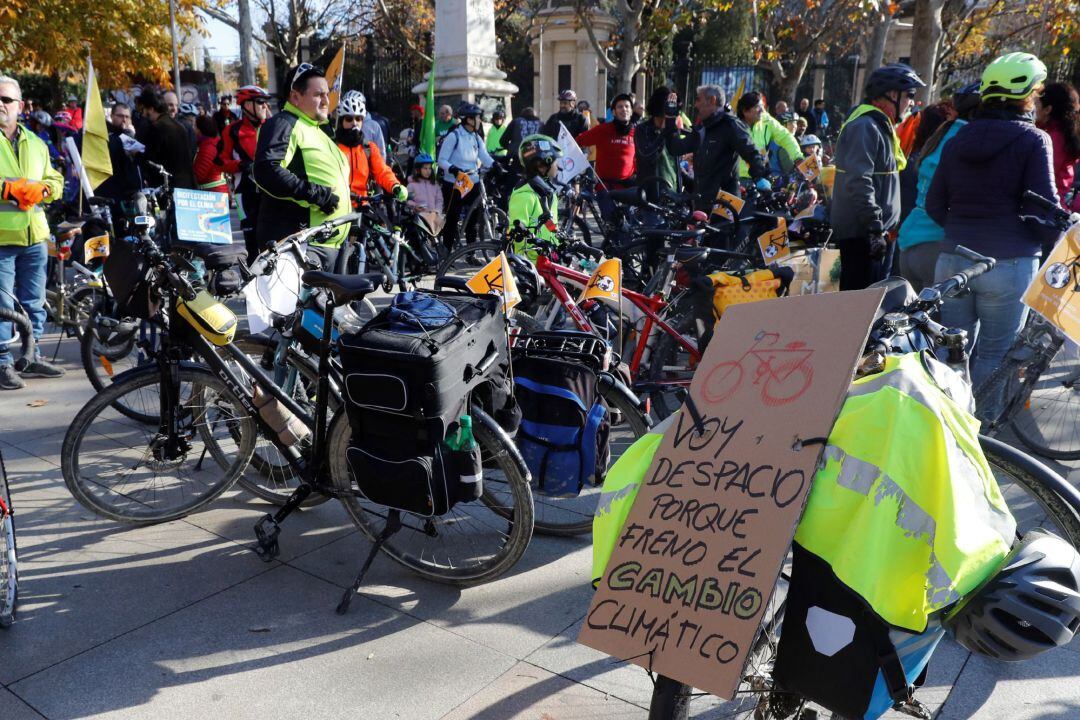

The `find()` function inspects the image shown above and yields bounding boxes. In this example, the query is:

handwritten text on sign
[578,289,885,700]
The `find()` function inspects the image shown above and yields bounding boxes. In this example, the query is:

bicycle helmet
[30,110,51,127]
[506,252,540,305]
[179,103,197,117]
[339,90,367,118]
[981,52,1047,101]
[864,63,926,99]
[944,529,1080,661]
[415,152,435,165]
[799,134,822,148]
[558,89,578,102]
[953,81,982,117]
[518,133,563,174]
[491,108,506,120]
[610,93,633,110]
[235,85,270,105]
[457,102,482,118]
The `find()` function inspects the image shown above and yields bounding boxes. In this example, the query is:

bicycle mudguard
[472,405,531,484]
[596,372,652,428]
[980,434,1080,517]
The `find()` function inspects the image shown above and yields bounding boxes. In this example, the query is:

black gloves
[309,185,340,215]
[867,224,888,260]
[448,165,462,177]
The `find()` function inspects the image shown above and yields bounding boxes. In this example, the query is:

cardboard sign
[466,251,521,313]
[578,288,885,701]
[712,190,745,222]
[174,188,232,245]
[1023,225,1080,344]
[83,234,110,262]
[580,257,622,310]
[454,171,475,197]
[797,154,821,182]
[757,218,790,264]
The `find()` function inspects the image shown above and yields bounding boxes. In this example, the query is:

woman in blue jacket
[926,53,1059,407]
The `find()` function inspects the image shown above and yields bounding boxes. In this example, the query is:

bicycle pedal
[893,698,932,719]
[253,515,281,562]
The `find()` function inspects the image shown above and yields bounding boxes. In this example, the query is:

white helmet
[339,90,367,118]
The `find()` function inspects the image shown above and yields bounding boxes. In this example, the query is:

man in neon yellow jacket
[735,91,803,178]
[0,75,65,389]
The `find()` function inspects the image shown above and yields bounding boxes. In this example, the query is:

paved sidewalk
[1,332,1079,719]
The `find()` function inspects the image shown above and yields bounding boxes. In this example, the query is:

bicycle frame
[533,254,700,377]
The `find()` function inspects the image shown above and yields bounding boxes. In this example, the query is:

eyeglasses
[0,96,20,106]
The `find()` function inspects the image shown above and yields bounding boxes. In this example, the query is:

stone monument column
[411,0,519,113]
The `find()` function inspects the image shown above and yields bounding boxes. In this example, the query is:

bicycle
[976,190,1080,459]
[646,248,1080,719]
[60,214,535,607]
[457,165,509,247]
[0,302,32,627]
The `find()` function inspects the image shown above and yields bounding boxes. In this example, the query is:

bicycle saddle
[302,271,384,305]
[607,186,647,207]
[637,227,706,241]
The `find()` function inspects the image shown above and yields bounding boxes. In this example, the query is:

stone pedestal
[412,0,519,114]
[529,4,617,119]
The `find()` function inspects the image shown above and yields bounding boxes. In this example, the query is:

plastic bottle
[453,415,483,501]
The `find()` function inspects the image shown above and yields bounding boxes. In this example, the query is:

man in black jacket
[664,85,769,214]
[95,102,143,202]
[142,93,195,189]
[543,89,588,139]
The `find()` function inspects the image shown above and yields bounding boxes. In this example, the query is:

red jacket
[194,135,229,192]
[67,106,84,131]
[575,121,636,186]
[216,118,259,175]
[1039,120,1080,207]
[337,140,400,202]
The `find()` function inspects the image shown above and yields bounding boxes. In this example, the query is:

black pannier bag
[511,332,613,497]
[103,236,159,320]
[338,291,509,516]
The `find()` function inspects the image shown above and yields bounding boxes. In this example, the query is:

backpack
[338,291,510,516]
[512,340,611,497]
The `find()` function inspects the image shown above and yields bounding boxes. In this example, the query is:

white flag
[555,121,590,185]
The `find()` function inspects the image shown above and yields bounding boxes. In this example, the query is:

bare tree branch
[376,0,432,62]
[573,1,618,71]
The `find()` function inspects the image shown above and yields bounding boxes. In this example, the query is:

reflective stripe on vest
[0,128,54,245]
[837,104,907,172]
[795,352,1015,632]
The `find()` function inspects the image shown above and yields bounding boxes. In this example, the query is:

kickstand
[336,511,402,615]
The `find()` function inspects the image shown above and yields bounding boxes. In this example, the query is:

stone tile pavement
[1,331,1079,719]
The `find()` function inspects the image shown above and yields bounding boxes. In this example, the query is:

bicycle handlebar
[246,213,362,278]
[0,304,35,367]
[570,242,604,261]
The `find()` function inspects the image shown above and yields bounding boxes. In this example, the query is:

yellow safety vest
[838,104,908,172]
[795,351,1015,631]
[0,125,65,247]
[591,352,1015,634]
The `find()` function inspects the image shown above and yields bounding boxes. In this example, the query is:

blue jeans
[0,241,48,367]
[934,251,1038,391]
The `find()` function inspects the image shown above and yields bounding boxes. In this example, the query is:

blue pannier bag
[386,291,456,333]
[513,354,610,497]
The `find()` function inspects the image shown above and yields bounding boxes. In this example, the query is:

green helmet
[518,133,562,174]
[980,52,1047,101]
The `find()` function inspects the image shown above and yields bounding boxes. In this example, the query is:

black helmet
[492,108,506,120]
[518,133,563,175]
[457,102,482,118]
[506,252,540,305]
[953,81,982,117]
[864,63,926,99]
[944,529,1080,661]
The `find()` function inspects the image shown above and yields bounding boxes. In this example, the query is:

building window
[558,64,572,94]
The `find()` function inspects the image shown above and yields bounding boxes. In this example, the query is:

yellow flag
[731,78,746,111]
[580,257,622,309]
[454,171,475,197]
[84,234,110,262]
[83,56,112,190]
[1023,225,1080,344]
[797,154,821,182]
[326,44,346,114]
[757,218,790,264]
[712,189,745,221]
[466,252,521,313]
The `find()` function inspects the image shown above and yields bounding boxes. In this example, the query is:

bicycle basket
[103,236,159,320]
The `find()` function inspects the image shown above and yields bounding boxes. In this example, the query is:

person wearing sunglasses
[253,64,351,270]
[217,85,272,262]
[0,75,66,390]
[335,90,407,210]
[830,63,925,290]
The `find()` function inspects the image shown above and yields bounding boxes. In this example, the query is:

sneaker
[0,365,25,390]
[17,358,66,379]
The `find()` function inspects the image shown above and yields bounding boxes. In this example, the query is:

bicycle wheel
[81,311,158,421]
[1010,340,1080,460]
[531,380,651,536]
[328,406,534,586]
[0,450,16,628]
[434,241,505,281]
[644,293,703,421]
[226,334,332,507]
[62,366,256,524]
[644,435,1080,719]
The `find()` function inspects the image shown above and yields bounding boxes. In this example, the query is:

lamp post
[168,0,182,93]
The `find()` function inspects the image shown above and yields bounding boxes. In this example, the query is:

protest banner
[173,189,232,245]
[1023,224,1080,344]
[578,288,885,700]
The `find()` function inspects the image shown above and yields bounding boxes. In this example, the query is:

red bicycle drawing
[701,330,814,406]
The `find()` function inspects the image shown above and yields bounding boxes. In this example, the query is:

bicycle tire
[327,406,534,587]
[532,379,651,536]
[62,365,256,524]
[644,293,702,421]
[434,240,505,280]
[80,311,156,422]
[0,449,16,628]
[226,334,331,507]
[1009,341,1080,460]
[644,434,1080,719]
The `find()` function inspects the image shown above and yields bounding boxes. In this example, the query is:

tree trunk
[238,0,256,86]
[777,50,812,105]
[909,0,945,104]
[615,10,641,93]
[866,15,893,76]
